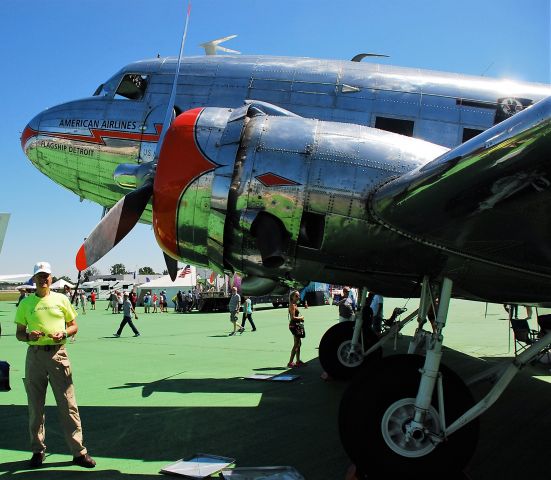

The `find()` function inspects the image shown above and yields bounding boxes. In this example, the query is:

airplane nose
[21,112,41,154]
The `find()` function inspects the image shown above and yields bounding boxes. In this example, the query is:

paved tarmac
[0,299,549,479]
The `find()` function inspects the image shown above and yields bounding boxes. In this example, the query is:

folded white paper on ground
[161,453,234,478]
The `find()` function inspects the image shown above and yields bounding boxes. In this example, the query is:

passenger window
[375,116,414,137]
[115,74,149,100]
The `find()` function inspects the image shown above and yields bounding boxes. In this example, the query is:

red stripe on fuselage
[153,108,217,258]
[21,124,163,148]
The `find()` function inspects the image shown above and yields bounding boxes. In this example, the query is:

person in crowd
[16,288,28,307]
[337,286,356,322]
[152,292,158,313]
[240,296,257,332]
[79,289,86,315]
[370,293,384,334]
[288,290,305,367]
[116,291,123,313]
[143,291,151,313]
[186,291,193,312]
[109,291,117,314]
[160,291,168,313]
[113,293,140,337]
[177,290,184,313]
[228,287,241,336]
[130,290,137,310]
[14,261,96,469]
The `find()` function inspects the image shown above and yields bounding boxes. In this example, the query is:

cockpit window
[93,74,119,97]
[115,74,149,100]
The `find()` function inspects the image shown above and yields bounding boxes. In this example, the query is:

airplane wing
[371,96,551,276]
[0,274,32,282]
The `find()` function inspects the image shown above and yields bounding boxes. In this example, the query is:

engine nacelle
[153,103,447,286]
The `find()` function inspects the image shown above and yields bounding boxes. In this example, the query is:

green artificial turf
[0,299,549,479]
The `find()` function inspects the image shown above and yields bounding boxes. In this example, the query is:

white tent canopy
[50,278,75,290]
[136,266,197,303]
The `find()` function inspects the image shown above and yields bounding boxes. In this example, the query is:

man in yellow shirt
[15,261,96,469]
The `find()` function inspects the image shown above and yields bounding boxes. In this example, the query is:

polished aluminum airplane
[21,51,551,476]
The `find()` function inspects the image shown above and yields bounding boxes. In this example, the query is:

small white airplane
[0,214,31,282]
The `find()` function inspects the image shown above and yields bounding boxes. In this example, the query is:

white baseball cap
[33,261,52,275]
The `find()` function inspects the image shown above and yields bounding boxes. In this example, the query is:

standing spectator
[288,290,305,367]
[370,294,384,334]
[143,291,151,313]
[240,296,256,332]
[79,290,87,315]
[14,261,96,469]
[16,288,28,307]
[160,291,168,313]
[227,287,241,336]
[109,291,117,314]
[152,293,158,313]
[336,286,355,322]
[116,291,123,313]
[113,293,140,337]
[130,290,137,310]
[177,290,184,313]
[186,291,193,312]
[90,290,96,310]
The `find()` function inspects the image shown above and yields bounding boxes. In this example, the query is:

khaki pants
[24,345,86,456]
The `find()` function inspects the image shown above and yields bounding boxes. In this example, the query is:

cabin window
[375,116,414,137]
[115,74,149,100]
[462,127,484,143]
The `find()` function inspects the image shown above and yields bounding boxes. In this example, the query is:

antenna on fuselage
[351,53,389,62]
[200,35,240,55]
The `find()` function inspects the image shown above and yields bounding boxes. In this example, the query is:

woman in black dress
[288,290,305,367]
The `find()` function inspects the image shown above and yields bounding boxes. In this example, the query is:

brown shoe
[29,452,45,468]
[72,453,96,468]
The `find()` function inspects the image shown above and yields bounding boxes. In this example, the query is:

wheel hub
[381,398,441,458]
[337,340,363,367]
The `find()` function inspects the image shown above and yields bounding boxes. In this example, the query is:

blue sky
[1,0,549,279]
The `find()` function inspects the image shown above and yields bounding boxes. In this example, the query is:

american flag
[179,265,192,278]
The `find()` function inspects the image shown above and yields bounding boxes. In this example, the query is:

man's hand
[29,330,44,341]
[48,332,66,343]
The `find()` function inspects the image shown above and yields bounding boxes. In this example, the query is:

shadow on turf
[0,463,162,479]
[2,346,551,479]
[0,359,352,479]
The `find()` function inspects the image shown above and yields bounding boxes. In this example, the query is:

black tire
[318,322,382,380]
[272,302,280,308]
[339,354,479,477]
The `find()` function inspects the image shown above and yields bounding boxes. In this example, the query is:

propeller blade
[76,183,153,271]
[164,252,179,281]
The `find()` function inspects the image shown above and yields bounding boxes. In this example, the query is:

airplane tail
[371,96,551,275]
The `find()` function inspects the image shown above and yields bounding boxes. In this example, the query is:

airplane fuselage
[21,55,551,300]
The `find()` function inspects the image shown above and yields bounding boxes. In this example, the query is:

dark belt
[29,344,63,352]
